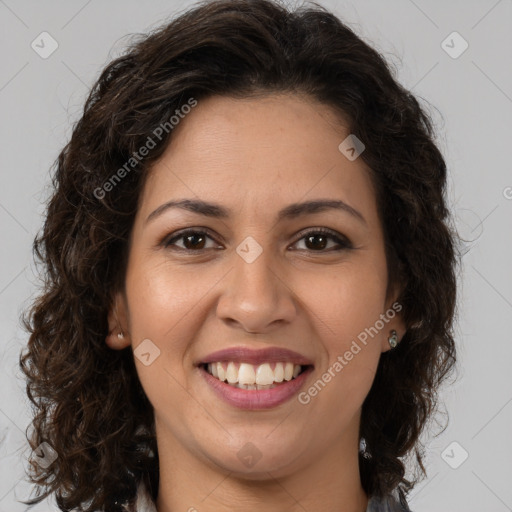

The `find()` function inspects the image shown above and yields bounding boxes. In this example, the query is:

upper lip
[198,346,314,366]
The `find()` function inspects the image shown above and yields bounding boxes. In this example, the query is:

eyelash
[161,227,353,253]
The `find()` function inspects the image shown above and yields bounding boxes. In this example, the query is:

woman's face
[109,93,404,480]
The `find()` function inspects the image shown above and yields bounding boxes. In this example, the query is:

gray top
[366,487,412,511]
[128,481,412,511]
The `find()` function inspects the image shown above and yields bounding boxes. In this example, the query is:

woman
[20,0,458,511]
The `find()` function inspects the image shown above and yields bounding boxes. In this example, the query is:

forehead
[139,94,378,225]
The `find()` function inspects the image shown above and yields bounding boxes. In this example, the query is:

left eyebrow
[276,199,366,225]
[145,198,367,225]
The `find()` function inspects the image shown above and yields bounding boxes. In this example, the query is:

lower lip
[199,365,314,410]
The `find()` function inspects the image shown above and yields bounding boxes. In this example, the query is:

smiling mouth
[201,361,311,390]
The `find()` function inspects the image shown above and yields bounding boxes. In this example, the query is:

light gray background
[1,1,511,511]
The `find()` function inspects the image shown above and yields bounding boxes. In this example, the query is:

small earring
[117,332,124,340]
[359,437,371,459]
[388,330,398,348]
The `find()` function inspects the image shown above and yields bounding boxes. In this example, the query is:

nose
[216,247,297,334]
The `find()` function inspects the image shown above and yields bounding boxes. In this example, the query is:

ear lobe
[105,291,131,350]
[380,298,406,353]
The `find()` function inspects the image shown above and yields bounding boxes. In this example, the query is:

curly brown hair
[20,0,458,510]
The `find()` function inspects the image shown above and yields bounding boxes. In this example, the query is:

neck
[154,419,369,512]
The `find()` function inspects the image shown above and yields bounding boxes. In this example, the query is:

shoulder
[366,486,413,512]
[122,480,157,512]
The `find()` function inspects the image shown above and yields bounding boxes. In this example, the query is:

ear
[105,291,131,350]
[380,285,406,354]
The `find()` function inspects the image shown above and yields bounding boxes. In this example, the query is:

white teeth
[284,362,294,381]
[205,361,304,387]
[216,362,226,382]
[255,363,274,386]
[238,363,256,385]
[274,362,284,382]
[226,362,238,384]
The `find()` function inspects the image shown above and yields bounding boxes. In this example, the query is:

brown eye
[292,229,352,252]
[181,232,207,250]
[304,233,329,250]
[163,230,219,251]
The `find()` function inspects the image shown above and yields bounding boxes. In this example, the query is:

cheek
[296,261,387,406]
[124,261,208,413]
[124,259,213,406]
[302,258,388,344]
[126,259,205,339]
